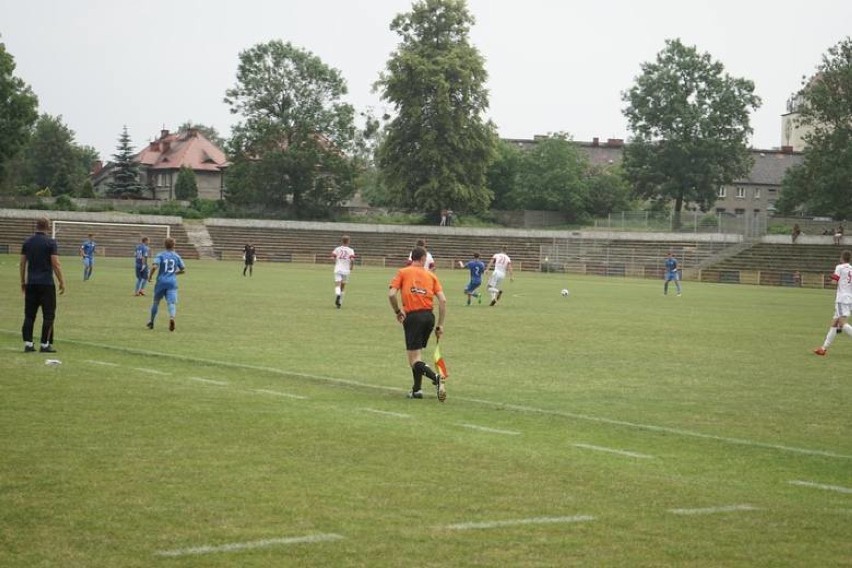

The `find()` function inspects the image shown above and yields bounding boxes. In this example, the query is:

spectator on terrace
[791,224,801,244]
[834,225,844,245]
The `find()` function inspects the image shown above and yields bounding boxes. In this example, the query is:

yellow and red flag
[433,342,449,379]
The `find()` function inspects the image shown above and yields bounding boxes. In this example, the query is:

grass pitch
[0,255,850,566]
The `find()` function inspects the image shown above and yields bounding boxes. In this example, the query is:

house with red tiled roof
[92,128,228,200]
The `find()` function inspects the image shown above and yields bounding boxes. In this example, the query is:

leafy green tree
[485,139,524,210]
[622,39,760,227]
[514,134,590,219]
[174,166,198,200]
[224,40,357,217]
[107,126,145,198]
[177,121,225,148]
[584,165,633,217]
[78,178,95,198]
[376,0,497,215]
[0,38,39,185]
[777,37,852,219]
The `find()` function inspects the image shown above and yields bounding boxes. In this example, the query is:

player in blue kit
[664,251,681,296]
[457,252,486,305]
[146,237,185,331]
[80,233,96,281]
[134,236,150,296]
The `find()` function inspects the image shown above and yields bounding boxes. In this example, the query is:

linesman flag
[433,341,449,379]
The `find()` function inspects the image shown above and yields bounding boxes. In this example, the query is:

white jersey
[833,262,852,303]
[491,252,512,274]
[332,245,355,275]
[408,250,435,271]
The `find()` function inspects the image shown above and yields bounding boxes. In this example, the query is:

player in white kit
[331,235,356,309]
[485,246,513,306]
[814,250,852,355]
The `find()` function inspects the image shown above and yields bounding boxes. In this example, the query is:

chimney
[150,140,160,152]
[162,140,171,153]
[160,128,170,140]
[91,160,103,175]
[592,137,599,147]
[781,145,794,154]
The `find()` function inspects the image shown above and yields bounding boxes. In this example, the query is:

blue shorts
[665,271,678,281]
[153,281,178,304]
[82,256,94,267]
[464,280,482,294]
[136,265,149,280]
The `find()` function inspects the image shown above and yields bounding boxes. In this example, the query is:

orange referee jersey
[390,265,443,312]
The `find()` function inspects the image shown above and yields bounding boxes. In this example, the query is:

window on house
[736,187,745,198]
[754,188,761,199]
[715,208,726,214]
[718,187,727,198]
[735,208,746,216]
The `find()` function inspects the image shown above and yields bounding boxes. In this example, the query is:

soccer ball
[560,288,570,297]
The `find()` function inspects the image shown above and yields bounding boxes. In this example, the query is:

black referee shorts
[402,309,435,351]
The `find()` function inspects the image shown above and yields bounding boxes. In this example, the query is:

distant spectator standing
[834,225,844,245]
[80,233,96,281]
[331,235,356,309]
[446,209,454,226]
[21,216,66,353]
[243,243,256,277]
[791,224,801,244]
[439,209,448,226]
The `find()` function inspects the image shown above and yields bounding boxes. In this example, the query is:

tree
[584,165,633,217]
[0,38,39,184]
[375,0,497,215]
[514,134,590,220]
[224,40,357,217]
[107,126,144,198]
[622,39,760,227]
[174,166,198,200]
[777,37,852,219]
[3,115,98,196]
[177,121,225,147]
[485,139,524,210]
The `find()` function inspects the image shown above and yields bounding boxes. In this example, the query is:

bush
[53,194,77,211]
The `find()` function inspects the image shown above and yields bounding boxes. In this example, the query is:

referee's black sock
[414,360,438,384]
[411,366,423,392]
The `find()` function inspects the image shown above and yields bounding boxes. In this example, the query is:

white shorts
[335,271,350,283]
[488,271,506,289]
[834,302,852,320]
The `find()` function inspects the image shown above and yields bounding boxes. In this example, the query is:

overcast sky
[2,0,850,161]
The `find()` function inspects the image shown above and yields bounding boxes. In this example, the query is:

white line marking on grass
[155,533,344,557]
[444,515,595,531]
[789,480,852,494]
[132,367,170,376]
[573,443,654,459]
[84,360,119,367]
[189,377,229,386]
[669,504,757,515]
[254,389,308,400]
[17,334,850,460]
[458,423,521,436]
[461,397,852,460]
[363,408,411,418]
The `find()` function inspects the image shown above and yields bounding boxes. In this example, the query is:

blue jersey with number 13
[153,250,184,286]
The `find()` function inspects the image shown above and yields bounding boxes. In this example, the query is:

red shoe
[813,347,827,356]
